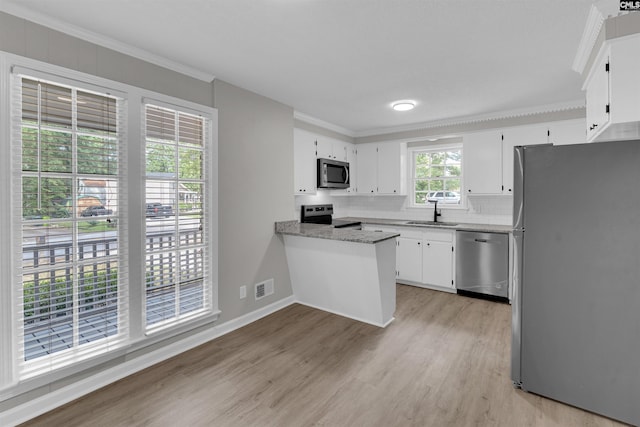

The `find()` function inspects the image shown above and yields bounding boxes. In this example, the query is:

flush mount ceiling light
[392,101,416,111]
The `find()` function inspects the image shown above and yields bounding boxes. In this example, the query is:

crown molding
[572,4,606,74]
[0,1,215,82]
[353,100,586,138]
[293,111,356,138]
[572,1,628,75]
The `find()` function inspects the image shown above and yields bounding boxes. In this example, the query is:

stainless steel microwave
[317,158,350,189]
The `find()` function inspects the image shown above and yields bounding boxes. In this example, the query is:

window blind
[13,76,128,377]
[144,104,210,331]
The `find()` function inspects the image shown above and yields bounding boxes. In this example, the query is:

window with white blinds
[144,104,211,330]
[14,76,127,376]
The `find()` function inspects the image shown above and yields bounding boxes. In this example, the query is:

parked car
[427,191,461,204]
[146,203,174,217]
[80,205,113,216]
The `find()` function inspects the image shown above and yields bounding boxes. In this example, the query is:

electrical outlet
[239,285,247,299]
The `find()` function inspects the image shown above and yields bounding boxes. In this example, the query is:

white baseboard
[1,295,296,427]
[294,300,393,328]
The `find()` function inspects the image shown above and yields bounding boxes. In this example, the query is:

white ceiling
[1,0,602,135]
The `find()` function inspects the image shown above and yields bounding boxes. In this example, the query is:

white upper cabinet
[463,130,503,195]
[293,128,317,195]
[356,142,407,195]
[548,119,587,146]
[294,128,356,195]
[315,137,332,159]
[356,143,378,194]
[377,142,406,194]
[501,124,548,194]
[345,144,358,193]
[584,34,640,142]
[316,136,348,162]
[464,121,584,197]
[585,48,611,141]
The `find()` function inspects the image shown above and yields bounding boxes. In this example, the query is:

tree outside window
[413,148,462,205]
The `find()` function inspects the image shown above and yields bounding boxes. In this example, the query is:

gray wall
[214,80,294,322]
[0,10,295,413]
[0,11,214,106]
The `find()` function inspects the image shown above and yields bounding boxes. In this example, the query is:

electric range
[300,204,361,229]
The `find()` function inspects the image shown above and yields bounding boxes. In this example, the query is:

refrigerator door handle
[513,146,525,231]
[511,230,524,388]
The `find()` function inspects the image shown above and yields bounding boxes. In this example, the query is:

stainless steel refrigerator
[511,140,640,426]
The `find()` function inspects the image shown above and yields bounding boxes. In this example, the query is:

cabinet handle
[468,189,471,192]
[418,242,421,245]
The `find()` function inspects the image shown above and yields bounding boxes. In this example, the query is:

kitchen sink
[404,220,458,227]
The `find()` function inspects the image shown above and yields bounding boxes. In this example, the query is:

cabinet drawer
[397,227,424,239]
[423,229,453,242]
[363,225,398,234]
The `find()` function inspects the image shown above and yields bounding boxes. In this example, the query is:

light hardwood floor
[22,285,628,427]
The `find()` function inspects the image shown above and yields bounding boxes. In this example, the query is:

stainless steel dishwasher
[456,231,509,300]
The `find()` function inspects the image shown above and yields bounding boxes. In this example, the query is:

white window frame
[0,52,218,398]
[408,143,464,209]
[12,71,129,380]
[142,100,215,334]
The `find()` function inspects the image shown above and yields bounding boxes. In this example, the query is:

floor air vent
[255,279,274,300]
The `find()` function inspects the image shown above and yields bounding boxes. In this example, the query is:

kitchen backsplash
[295,192,513,226]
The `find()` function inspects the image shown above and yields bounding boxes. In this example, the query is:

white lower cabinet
[422,231,455,290]
[363,225,455,292]
[396,237,422,283]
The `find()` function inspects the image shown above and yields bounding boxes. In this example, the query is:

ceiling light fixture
[392,101,416,112]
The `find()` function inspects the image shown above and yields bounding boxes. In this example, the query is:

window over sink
[410,144,462,207]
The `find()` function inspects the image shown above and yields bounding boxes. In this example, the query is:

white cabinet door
[585,49,610,141]
[377,142,404,194]
[316,136,349,161]
[345,143,358,193]
[293,128,317,194]
[548,119,587,146]
[396,237,422,283]
[315,136,333,159]
[332,140,349,162]
[501,125,548,194]
[611,37,640,125]
[422,240,454,289]
[585,35,640,142]
[464,131,502,195]
[356,143,378,194]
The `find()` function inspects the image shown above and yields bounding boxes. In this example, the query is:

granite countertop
[336,217,512,234]
[275,220,399,244]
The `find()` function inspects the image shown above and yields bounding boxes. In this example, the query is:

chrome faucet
[433,200,442,223]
